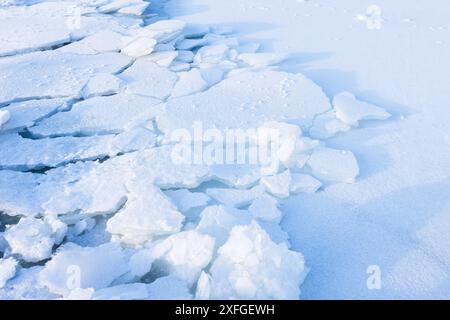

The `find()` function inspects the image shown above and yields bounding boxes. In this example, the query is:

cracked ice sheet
[30,93,162,137]
[0,128,157,171]
[0,145,210,218]
[0,1,141,57]
[157,70,331,135]
[0,51,132,105]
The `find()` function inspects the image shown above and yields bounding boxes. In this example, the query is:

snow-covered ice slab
[30,94,162,137]
[0,51,132,104]
[0,128,156,171]
[0,98,67,133]
[120,59,178,100]
[107,182,184,246]
[4,216,67,262]
[158,70,331,134]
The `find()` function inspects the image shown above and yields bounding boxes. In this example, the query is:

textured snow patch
[208,222,306,299]
[308,147,359,183]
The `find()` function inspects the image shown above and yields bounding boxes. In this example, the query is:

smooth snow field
[0,0,449,300]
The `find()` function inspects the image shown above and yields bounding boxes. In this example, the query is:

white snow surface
[0,0,446,300]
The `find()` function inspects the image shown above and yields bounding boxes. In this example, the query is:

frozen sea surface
[0,0,449,300]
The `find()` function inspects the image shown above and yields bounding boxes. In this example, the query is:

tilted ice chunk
[147,276,192,300]
[206,186,265,208]
[176,50,195,63]
[307,147,359,183]
[0,51,132,104]
[121,59,178,100]
[148,230,215,284]
[107,181,184,247]
[194,45,230,64]
[238,53,287,67]
[260,170,291,198]
[176,38,207,51]
[290,173,322,194]
[309,110,351,139]
[199,66,225,86]
[259,121,302,167]
[333,92,391,126]
[121,37,157,58]
[0,110,10,129]
[211,164,263,188]
[0,257,18,289]
[171,69,209,98]
[58,30,124,55]
[0,98,67,133]
[211,26,233,35]
[81,73,124,99]
[248,194,282,223]
[208,222,306,299]
[4,216,67,262]
[0,128,156,170]
[158,70,331,134]
[39,242,128,296]
[146,51,179,67]
[136,20,186,44]
[165,189,210,212]
[196,205,252,248]
[30,93,162,137]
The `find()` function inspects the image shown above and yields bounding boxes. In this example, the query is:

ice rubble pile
[0,0,391,299]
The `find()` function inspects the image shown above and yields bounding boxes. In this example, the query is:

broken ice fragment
[260,170,292,198]
[81,73,124,99]
[4,216,67,263]
[333,92,391,126]
[248,194,282,223]
[206,186,265,208]
[121,37,157,58]
[165,189,210,212]
[107,182,184,247]
[39,242,128,296]
[196,205,252,247]
[290,174,322,194]
[148,230,215,285]
[209,222,306,299]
